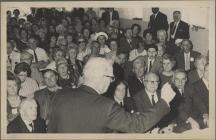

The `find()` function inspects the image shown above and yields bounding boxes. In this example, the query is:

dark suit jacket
[128,75,144,97]
[143,56,163,74]
[187,69,201,84]
[148,11,169,37]
[119,37,139,54]
[175,51,201,71]
[170,20,190,41]
[7,116,46,133]
[47,85,170,133]
[102,10,119,25]
[133,89,161,113]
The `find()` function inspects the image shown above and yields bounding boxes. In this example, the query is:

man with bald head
[48,57,176,133]
[7,98,46,133]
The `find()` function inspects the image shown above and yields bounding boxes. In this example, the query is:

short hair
[181,39,193,49]
[19,98,37,111]
[124,28,132,34]
[162,53,176,67]
[83,57,113,82]
[14,62,31,77]
[133,56,146,69]
[131,24,141,34]
[173,10,181,14]
[173,69,187,80]
[144,72,159,81]
[157,29,167,37]
[147,44,158,51]
[194,55,207,65]
[13,9,20,15]
[7,71,21,89]
[143,29,153,38]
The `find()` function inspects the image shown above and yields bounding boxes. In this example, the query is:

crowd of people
[6,7,209,133]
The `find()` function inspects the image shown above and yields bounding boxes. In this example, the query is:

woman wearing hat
[95,32,111,56]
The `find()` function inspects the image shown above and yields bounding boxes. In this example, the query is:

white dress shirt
[171,21,180,39]
[202,78,209,90]
[145,90,158,105]
[184,52,190,71]
[22,119,34,132]
[129,49,147,61]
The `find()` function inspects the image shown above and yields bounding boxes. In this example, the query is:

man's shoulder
[159,11,167,18]
[180,20,189,26]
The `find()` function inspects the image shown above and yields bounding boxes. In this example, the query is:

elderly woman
[95,32,111,56]
[14,62,39,98]
[159,53,176,88]
[7,71,23,124]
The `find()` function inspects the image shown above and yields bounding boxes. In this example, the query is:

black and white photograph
[1,1,215,139]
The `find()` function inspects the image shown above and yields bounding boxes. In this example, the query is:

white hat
[94,32,108,40]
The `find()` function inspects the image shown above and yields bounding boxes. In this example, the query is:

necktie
[152,95,156,106]
[154,14,157,20]
[33,50,38,63]
[29,123,34,132]
[140,77,144,84]
[120,102,123,107]
[171,23,177,35]
[149,60,152,72]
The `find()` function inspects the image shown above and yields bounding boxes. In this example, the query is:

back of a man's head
[83,57,113,84]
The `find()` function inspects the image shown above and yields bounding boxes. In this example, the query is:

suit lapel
[18,116,31,133]
[142,90,153,108]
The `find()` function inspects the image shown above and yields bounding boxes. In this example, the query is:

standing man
[47,57,176,133]
[148,7,169,39]
[169,11,190,44]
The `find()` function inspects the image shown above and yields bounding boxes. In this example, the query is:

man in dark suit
[159,69,200,133]
[128,56,146,97]
[175,39,201,71]
[47,57,176,133]
[143,45,163,74]
[7,98,46,133]
[134,72,161,113]
[119,28,139,54]
[148,8,169,39]
[101,8,119,26]
[169,11,190,44]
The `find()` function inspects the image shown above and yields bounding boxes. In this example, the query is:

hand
[203,114,209,127]
[161,82,176,105]
[159,124,175,134]
[187,117,200,129]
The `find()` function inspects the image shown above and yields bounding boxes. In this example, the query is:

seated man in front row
[7,98,46,133]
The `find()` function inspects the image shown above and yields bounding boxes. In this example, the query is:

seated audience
[7,98,46,133]
[143,29,156,46]
[131,24,142,41]
[95,32,111,56]
[77,37,91,62]
[14,62,39,98]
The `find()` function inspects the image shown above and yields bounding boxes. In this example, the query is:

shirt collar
[114,96,124,105]
[145,89,157,97]
[202,78,209,90]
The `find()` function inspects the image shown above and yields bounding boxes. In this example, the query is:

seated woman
[7,71,23,124]
[67,46,84,87]
[14,62,39,98]
[159,54,176,88]
[105,80,136,113]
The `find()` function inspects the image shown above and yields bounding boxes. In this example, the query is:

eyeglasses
[104,75,115,82]
[174,79,187,83]
[144,80,159,84]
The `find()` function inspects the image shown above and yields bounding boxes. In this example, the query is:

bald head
[83,57,114,94]
[19,98,37,122]
[144,72,159,93]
